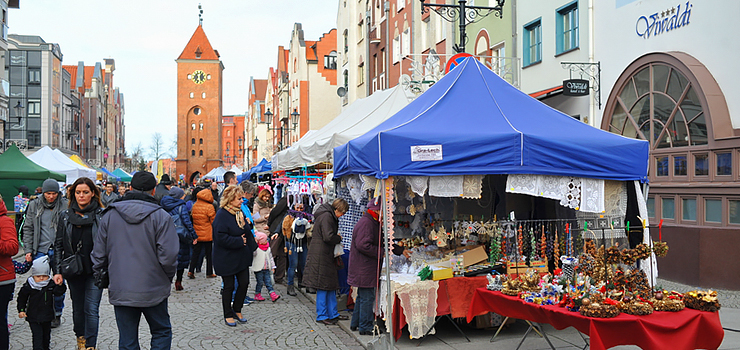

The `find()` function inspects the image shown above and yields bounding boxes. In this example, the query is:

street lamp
[260,108,299,151]
[420,0,505,53]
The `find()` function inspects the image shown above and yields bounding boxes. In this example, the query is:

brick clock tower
[176,25,224,185]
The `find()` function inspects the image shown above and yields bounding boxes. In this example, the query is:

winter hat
[42,179,59,193]
[131,171,157,191]
[255,231,269,245]
[30,256,51,277]
[169,186,185,199]
[160,174,172,185]
[367,197,381,211]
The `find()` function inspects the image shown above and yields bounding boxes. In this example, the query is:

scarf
[255,197,272,210]
[28,276,49,290]
[68,200,99,226]
[224,204,246,229]
[368,210,380,221]
[38,195,64,232]
[258,242,269,251]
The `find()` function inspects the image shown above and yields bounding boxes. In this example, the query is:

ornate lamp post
[420,0,505,53]
[260,108,299,151]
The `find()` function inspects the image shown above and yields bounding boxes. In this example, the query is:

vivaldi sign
[636,1,692,39]
[563,79,589,96]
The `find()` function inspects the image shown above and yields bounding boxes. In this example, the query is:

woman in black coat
[303,198,348,325]
[212,185,257,327]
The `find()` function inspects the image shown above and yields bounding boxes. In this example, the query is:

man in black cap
[92,171,178,350]
[154,174,172,203]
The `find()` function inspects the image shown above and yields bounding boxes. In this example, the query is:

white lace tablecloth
[378,274,439,339]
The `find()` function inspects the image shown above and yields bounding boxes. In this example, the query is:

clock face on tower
[191,70,206,84]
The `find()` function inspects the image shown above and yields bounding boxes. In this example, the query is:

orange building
[175,25,224,185]
[221,114,244,169]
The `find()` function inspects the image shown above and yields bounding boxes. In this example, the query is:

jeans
[315,289,340,321]
[0,283,14,350]
[254,270,274,295]
[221,269,249,318]
[189,242,212,275]
[350,287,375,332]
[337,249,351,295]
[34,251,64,316]
[29,321,51,350]
[66,274,103,347]
[285,241,306,286]
[114,299,172,350]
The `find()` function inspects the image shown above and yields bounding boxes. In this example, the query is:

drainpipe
[511,0,518,86]
[385,1,391,89]
[366,1,372,97]
[588,0,595,126]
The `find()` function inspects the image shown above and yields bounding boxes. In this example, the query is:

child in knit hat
[252,232,280,302]
[16,256,66,350]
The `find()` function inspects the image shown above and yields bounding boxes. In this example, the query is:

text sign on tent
[445,53,473,74]
[411,145,443,161]
[563,79,590,96]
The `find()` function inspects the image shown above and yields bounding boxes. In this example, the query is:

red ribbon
[659,219,664,241]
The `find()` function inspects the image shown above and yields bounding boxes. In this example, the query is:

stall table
[466,289,723,350]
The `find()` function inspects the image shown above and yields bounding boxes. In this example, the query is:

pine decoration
[554,230,560,267]
[529,228,537,261]
[540,226,547,261]
[489,233,501,262]
[517,225,524,260]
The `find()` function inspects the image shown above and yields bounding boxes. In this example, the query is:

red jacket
[0,201,19,283]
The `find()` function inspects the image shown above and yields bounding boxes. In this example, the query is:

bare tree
[149,132,166,160]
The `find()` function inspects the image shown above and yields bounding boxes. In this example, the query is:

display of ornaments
[621,301,654,316]
[684,290,721,312]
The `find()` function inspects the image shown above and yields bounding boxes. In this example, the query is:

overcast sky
[10,0,339,158]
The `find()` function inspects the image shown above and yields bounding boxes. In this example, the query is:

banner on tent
[411,145,443,162]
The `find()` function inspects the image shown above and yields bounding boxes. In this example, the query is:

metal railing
[400,54,521,95]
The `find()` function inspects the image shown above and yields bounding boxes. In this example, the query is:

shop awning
[334,57,649,181]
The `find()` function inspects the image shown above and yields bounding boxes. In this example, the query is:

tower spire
[198,3,203,26]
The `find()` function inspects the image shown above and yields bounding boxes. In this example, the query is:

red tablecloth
[466,289,724,350]
[391,276,488,340]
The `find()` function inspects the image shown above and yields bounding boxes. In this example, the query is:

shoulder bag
[59,240,84,278]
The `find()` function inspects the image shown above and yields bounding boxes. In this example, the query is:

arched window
[199,138,203,144]
[227,130,231,137]
[191,150,195,156]
[199,122,204,130]
[191,123,196,130]
[191,138,195,145]
[606,62,707,149]
[199,150,203,156]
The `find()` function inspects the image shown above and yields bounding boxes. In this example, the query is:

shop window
[730,200,740,224]
[523,18,541,67]
[705,199,722,223]
[556,1,579,54]
[674,155,687,176]
[717,152,732,176]
[695,154,708,176]
[656,156,668,176]
[647,197,655,218]
[682,198,696,221]
[662,197,675,219]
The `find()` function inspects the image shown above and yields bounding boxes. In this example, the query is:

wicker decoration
[652,241,669,257]
[653,299,685,312]
[621,301,654,315]
[684,290,721,312]
[580,303,620,318]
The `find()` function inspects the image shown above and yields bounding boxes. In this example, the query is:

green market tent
[112,168,133,182]
[0,145,65,212]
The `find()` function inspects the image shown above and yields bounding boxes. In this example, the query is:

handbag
[59,240,84,278]
[334,256,344,270]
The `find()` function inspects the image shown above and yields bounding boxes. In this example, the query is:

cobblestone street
[7,270,363,350]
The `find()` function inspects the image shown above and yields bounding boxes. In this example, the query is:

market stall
[112,168,133,183]
[100,168,120,182]
[202,166,227,182]
[28,146,97,184]
[0,145,65,211]
[68,154,103,180]
[332,57,656,344]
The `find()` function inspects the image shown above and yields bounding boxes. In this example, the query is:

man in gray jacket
[22,178,67,327]
[92,171,178,350]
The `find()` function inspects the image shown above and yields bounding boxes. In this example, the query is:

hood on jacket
[0,200,6,216]
[314,203,335,220]
[196,188,214,203]
[160,196,186,212]
[107,194,162,225]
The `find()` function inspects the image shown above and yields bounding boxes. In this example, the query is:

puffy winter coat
[160,196,198,270]
[252,199,272,234]
[0,201,19,285]
[347,211,381,288]
[302,203,342,291]
[191,189,215,242]
[212,208,257,276]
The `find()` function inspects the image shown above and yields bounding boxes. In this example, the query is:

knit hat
[42,179,59,193]
[160,174,172,185]
[255,231,269,245]
[367,197,381,211]
[131,171,157,191]
[30,256,51,277]
[169,186,185,199]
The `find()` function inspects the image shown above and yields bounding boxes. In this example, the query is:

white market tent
[229,164,243,176]
[271,86,414,171]
[28,146,97,184]
[202,166,228,182]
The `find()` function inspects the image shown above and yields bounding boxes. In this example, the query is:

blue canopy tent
[237,158,272,183]
[100,167,120,181]
[334,57,649,181]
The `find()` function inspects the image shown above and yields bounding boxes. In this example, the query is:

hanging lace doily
[536,175,570,200]
[462,175,483,199]
[396,280,439,339]
[429,176,464,197]
[634,181,657,286]
[406,176,429,197]
[345,175,366,205]
[505,174,538,196]
[604,180,628,217]
[361,175,377,193]
[580,178,605,213]
[384,178,395,251]
[560,178,582,209]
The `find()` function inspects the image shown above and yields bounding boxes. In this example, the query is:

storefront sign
[563,79,590,96]
[411,145,443,161]
[636,1,692,39]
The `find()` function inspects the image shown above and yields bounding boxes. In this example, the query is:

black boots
[287,285,297,296]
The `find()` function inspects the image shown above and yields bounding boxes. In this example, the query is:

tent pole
[382,177,394,349]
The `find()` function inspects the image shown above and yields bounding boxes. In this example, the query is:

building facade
[595,0,740,289]
[175,25,224,185]
[246,76,267,168]
[0,0,20,149]
[221,114,244,169]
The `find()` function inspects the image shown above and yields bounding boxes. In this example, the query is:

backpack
[170,206,191,245]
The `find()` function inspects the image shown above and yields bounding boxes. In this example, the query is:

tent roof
[203,167,227,182]
[0,145,65,181]
[112,168,132,182]
[272,86,414,171]
[334,57,649,181]
[237,159,271,183]
[229,165,243,176]
[100,168,120,181]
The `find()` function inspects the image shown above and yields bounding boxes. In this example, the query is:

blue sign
[636,1,692,39]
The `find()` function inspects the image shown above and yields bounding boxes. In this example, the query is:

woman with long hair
[252,189,272,235]
[212,185,258,326]
[52,177,104,350]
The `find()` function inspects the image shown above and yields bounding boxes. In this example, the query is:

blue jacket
[161,196,197,270]
[212,208,257,276]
